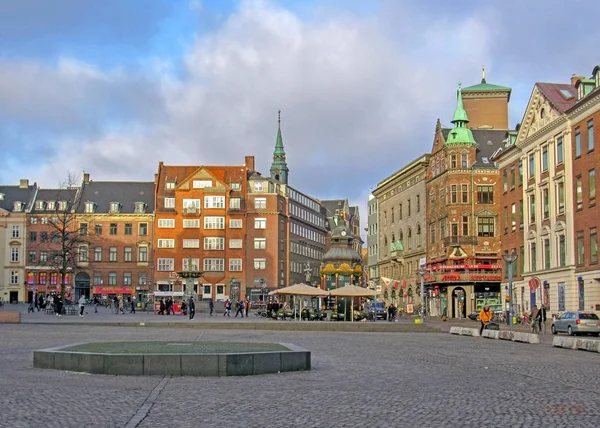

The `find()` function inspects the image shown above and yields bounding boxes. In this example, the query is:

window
[28,251,36,263]
[204,216,225,229]
[139,223,148,236]
[511,203,516,232]
[576,176,583,210]
[542,188,549,220]
[461,215,469,236]
[164,198,175,209]
[416,195,420,212]
[461,153,468,168]
[10,271,19,285]
[556,137,564,164]
[451,154,457,168]
[109,223,117,235]
[193,180,212,188]
[557,182,565,214]
[461,185,468,203]
[94,247,102,262]
[123,272,132,286]
[94,224,102,235]
[41,217,47,224]
[577,231,584,265]
[138,246,148,262]
[134,202,146,214]
[254,238,266,249]
[530,242,537,272]
[165,182,175,190]
[30,217,37,225]
[575,128,581,157]
[229,239,243,249]
[229,198,241,209]
[391,207,394,223]
[158,219,175,228]
[183,219,200,228]
[29,231,37,242]
[51,232,59,243]
[204,258,224,271]
[124,247,133,262]
[79,223,88,236]
[78,246,88,262]
[477,186,494,204]
[254,218,267,229]
[254,258,267,270]
[503,206,508,233]
[11,225,20,238]
[84,202,95,213]
[558,235,566,267]
[477,217,494,237]
[503,170,508,192]
[11,247,19,262]
[182,258,200,271]
[254,182,264,191]
[138,272,147,286]
[398,204,402,220]
[407,199,411,216]
[589,169,596,202]
[429,223,435,244]
[518,161,523,186]
[40,251,47,262]
[528,153,535,178]
[450,185,458,203]
[157,258,174,271]
[93,273,102,286]
[124,224,132,235]
[544,238,551,270]
[254,198,267,209]
[204,196,225,208]
[109,247,118,261]
[541,146,548,172]
[588,120,594,151]
[203,237,224,250]
[108,272,117,285]
[229,258,242,271]
[510,166,515,189]
[109,202,120,213]
[158,239,175,248]
[183,199,201,212]
[591,228,598,264]
[451,222,459,236]
[231,183,241,191]
[529,194,536,223]
[229,219,243,229]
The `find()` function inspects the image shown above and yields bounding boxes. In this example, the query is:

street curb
[552,336,600,353]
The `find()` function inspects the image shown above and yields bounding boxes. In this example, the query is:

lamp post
[417,257,427,324]
[502,249,518,332]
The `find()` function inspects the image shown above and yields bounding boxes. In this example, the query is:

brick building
[425,82,509,318]
[0,179,36,304]
[568,65,600,313]
[74,173,155,301]
[373,154,430,308]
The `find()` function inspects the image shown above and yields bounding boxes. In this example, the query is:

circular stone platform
[33,341,311,377]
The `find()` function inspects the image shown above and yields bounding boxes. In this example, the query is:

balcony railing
[183,207,200,215]
[443,235,478,246]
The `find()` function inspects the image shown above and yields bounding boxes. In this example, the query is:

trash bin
[512,316,518,325]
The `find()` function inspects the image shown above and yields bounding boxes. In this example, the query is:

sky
[1,0,599,228]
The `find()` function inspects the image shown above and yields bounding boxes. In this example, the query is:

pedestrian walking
[130,296,136,314]
[244,298,250,317]
[78,294,86,317]
[188,297,196,320]
[235,300,244,317]
[209,299,214,316]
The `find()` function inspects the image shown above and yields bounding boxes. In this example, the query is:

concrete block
[33,351,55,369]
[576,339,600,353]
[281,351,309,372]
[143,354,181,376]
[552,336,577,349]
[449,326,462,335]
[105,354,143,376]
[53,352,79,371]
[181,354,219,377]
[77,353,106,374]
[511,332,540,344]
[253,352,281,375]
[0,311,21,323]
[498,331,513,341]
[481,330,499,339]
[224,353,254,376]
[462,327,480,337]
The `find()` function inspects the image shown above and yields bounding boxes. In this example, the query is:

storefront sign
[427,273,502,283]
[93,286,133,295]
[430,264,502,271]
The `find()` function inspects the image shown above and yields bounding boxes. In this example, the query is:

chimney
[571,74,585,86]
[244,156,255,172]
[19,179,29,188]
[83,172,90,184]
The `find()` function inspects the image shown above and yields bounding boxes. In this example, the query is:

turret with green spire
[445,84,478,147]
[270,110,289,184]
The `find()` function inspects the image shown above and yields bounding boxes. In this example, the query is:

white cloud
[3,0,494,201]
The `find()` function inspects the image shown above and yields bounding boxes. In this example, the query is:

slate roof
[535,83,577,113]
[0,185,37,213]
[77,182,155,214]
[441,128,507,167]
[30,188,79,213]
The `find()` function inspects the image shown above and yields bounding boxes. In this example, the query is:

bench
[0,312,21,324]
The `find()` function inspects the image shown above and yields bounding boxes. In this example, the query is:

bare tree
[31,174,93,299]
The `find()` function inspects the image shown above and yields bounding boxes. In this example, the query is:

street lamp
[502,249,518,332]
[418,267,427,324]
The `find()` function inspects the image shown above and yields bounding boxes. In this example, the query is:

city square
[1,310,599,427]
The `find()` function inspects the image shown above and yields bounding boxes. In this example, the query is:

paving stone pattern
[0,324,599,427]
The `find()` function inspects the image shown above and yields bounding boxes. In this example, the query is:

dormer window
[134,202,147,214]
[0,193,4,201]
[578,82,584,100]
[84,202,96,213]
[165,182,176,190]
[596,68,600,87]
[36,200,45,210]
[13,201,23,212]
[46,201,56,211]
[58,201,67,211]
[192,180,212,188]
[109,202,121,213]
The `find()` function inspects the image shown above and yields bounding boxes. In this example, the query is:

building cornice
[373,154,430,196]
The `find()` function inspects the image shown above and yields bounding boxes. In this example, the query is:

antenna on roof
[481,65,486,83]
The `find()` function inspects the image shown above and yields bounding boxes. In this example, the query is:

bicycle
[530,320,540,334]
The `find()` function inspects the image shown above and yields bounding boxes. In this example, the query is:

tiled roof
[77,182,155,214]
[535,83,577,113]
[441,128,507,166]
[0,185,36,212]
[31,188,79,213]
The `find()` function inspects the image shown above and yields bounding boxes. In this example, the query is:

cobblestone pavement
[0,324,599,428]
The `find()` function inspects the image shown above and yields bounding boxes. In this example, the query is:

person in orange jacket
[479,305,494,334]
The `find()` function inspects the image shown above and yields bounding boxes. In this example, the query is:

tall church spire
[445,85,477,147]
[270,110,289,184]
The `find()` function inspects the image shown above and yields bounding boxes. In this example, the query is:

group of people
[222,298,251,317]
[478,304,548,334]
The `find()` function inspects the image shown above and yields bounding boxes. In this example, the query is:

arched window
[407,228,412,249]
[399,230,403,242]
[416,224,421,246]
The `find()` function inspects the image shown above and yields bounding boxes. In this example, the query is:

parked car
[365,302,387,320]
[551,311,600,336]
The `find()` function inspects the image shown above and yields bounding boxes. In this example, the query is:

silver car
[551,311,600,337]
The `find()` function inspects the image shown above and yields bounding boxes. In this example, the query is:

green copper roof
[445,87,477,147]
[270,110,289,184]
[461,80,511,92]
[273,111,285,156]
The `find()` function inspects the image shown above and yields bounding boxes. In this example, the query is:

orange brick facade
[462,94,510,129]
